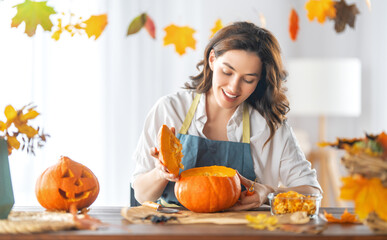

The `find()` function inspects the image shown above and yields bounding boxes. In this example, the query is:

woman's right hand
[150,147,180,182]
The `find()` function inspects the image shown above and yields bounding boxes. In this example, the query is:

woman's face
[209,49,262,110]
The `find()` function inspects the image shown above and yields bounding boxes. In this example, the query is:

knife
[142,201,179,214]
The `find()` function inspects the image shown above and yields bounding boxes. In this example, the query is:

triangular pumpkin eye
[62,169,74,178]
[81,170,92,178]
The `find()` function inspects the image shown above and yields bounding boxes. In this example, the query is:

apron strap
[179,93,202,134]
[242,102,250,144]
[179,93,251,144]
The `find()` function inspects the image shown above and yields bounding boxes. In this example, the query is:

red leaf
[145,14,156,39]
[289,8,299,41]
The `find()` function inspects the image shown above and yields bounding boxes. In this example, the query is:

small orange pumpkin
[158,124,184,175]
[35,156,99,211]
[174,166,241,213]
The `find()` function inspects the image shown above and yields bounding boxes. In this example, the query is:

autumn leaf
[340,175,387,221]
[144,15,156,39]
[305,0,336,24]
[289,8,299,41]
[163,24,196,56]
[210,19,223,38]
[83,14,108,40]
[127,13,146,36]
[333,0,360,33]
[323,209,359,223]
[11,0,56,37]
[127,13,156,39]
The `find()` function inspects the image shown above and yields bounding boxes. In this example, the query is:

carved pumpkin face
[174,166,241,213]
[36,156,99,211]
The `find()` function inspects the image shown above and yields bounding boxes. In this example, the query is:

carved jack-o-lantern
[35,156,100,211]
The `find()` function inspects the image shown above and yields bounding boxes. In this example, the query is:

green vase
[0,138,14,219]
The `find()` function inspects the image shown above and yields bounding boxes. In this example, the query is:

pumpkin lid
[158,125,184,175]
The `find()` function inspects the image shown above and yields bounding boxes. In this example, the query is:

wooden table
[0,206,386,240]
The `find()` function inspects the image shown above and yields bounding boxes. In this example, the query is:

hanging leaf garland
[210,19,223,38]
[83,14,108,40]
[289,8,299,41]
[127,13,156,39]
[305,0,336,24]
[11,0,56,37]
[163,24,196,56]
[333,0,360,33]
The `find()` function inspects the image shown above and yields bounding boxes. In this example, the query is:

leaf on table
[289,8,299,41]
[163,24,196,56]
[144,14,156,39]
[11,0,56,37]
[333,0,360,33]
[323,209,359,223]
[83,14,108,40]
[210,19,223,38]
[305,0,336,24]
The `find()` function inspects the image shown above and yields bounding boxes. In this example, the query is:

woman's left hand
[228,172,274,211]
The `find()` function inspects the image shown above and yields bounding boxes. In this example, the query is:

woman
[131,21,321,211]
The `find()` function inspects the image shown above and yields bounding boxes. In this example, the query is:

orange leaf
[8,136,20,150]
[324,209,359,223]
[4,105,17,123]
[210,19,223,38]
[0,121,6,132]
[289,8,299,41]
[83,14,108,40]
[144,15,156,39]
[163,24,196,56]
[305,0,336,24]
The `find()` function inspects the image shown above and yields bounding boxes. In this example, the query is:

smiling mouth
[222,89,238,100]
[59,188,96,201]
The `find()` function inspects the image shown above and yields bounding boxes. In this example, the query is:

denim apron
[160,93,256,205]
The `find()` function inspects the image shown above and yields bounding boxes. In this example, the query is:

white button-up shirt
[132,90,322,191]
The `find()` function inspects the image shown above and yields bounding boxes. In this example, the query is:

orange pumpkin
[174,166,241,213]
[35,156,99,211]
[158,124,184,175]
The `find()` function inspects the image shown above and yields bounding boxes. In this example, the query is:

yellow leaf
[8,136,20,150]
[83,14,108,40]
[20,109,39,122]
[305,0,336,24]
[16,124,38,138]
[0,121,6,132]
[210,19,223,38]
[163,24,196,56]
[11,0,56,37]
[4,105,17,123]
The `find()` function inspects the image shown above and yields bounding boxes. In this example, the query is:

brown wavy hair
[185,21,289,146]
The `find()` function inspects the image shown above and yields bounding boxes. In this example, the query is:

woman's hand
[228,172,274,211]
[150,147,180,182]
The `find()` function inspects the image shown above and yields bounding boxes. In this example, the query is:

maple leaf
[333,0,360,33]
[163,24,196,56]
[289,8,299,41]
[323,209,359,223]
[11,0,56,37]
[210,19,223,38]
[305,0,336,24]
[340,175,387,221]
[83,14,108,40]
